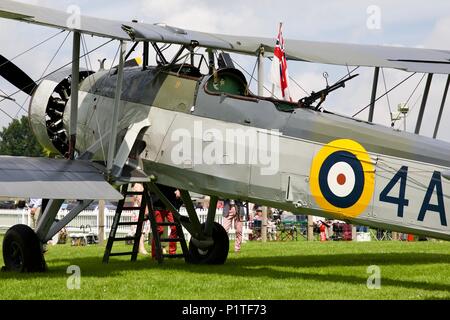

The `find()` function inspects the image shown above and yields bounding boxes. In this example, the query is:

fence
[0,208,252,242]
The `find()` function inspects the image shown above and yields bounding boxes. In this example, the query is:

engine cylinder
[29,69,93,156]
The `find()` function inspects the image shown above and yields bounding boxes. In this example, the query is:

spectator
[222,199,245,253]
[203,196,210,210]
[318,220,331,241]
[252,208,277,241]
[131,183,151,255]
[253,208,263,221]
[28,198,42,230]
[251,208,263,241]
[151,185,183,259]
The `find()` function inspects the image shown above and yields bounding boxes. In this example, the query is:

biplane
[0,0,449,272]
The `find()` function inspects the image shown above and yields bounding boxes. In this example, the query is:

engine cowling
[29,69,93,156]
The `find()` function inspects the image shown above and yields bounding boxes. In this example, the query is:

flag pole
[258,45,265,97]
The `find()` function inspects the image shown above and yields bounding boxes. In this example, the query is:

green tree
[0,116,44,157]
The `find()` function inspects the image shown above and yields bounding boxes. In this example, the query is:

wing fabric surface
[0,156,122,200]
[1,0,450,73]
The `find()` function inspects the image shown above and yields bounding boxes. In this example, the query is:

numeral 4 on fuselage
[379,166,447,227]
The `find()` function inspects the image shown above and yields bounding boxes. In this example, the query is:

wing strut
[68,31,80,160]
[433,74,450,139]
[415,73,434,134]
[151,42,168,65]
[257,46,264,96]
[143,41,149,70]
[106,40,127,176]
[368,67,380,123]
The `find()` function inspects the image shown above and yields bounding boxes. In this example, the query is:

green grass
[0,237,449,300]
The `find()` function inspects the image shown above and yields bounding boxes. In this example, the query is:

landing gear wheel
[2,225,46,272]
[188,222,229,265]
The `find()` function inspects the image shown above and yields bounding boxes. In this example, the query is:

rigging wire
[20,31,71,117]
[81,34,108,162]
[13,96,29,119]
[391,73,426,128]
[405,73,426,107]
[81,35,95,75]
[40,32,72,80]
[288,76,309,96]
[92,41,122,162]
[0,30,65,70]
[0,39,114,104]
[1,88,28,116]
[403,93,424,126]
[267,56,310,96]
[336,66,360,83]
[381,68,393,121]
[229,55,280,99]
[352,72,417,118]
[94,110,107,163]
[408,93,424,115]
[1,31,71,120]
[246,57,259,90]
[31,31,75,148]
[0,103,14,120]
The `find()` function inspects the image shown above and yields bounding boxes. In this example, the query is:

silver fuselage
[41,67,450,240]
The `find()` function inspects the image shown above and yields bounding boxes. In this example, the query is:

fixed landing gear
[146,181,230,265]
[2,224,46,273]
[188,222,229,265]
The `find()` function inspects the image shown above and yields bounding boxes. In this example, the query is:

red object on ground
[152,210,178,257]
[320,224,327,241]
[407,234,415,242]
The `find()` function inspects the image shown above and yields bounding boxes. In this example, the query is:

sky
[1,0,450,141]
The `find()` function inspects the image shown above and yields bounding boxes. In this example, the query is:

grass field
[0,237,449,300]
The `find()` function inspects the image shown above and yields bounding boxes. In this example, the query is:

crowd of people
[13,189,422,257]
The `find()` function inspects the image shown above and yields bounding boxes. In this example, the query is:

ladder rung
[179,216,190,223]
[160,238,183,243]
[108,252,135,257]
[112,237,135,242]
[157,222,178,226]
[122,206,143,211]
[117,222,139,226]
[162,254,185,259]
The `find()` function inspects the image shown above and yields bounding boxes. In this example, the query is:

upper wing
[0,0,130,40]
[1,0,450,74]
[0,156,122,200]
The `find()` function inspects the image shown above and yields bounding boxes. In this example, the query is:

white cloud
[0,0,449,143]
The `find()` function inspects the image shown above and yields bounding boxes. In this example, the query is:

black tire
[2,224,46,272]
[188,222,229,265]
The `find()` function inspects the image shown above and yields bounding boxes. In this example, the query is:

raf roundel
[310,139,375,218]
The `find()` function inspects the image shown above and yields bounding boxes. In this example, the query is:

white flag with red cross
[270,22,292,102]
